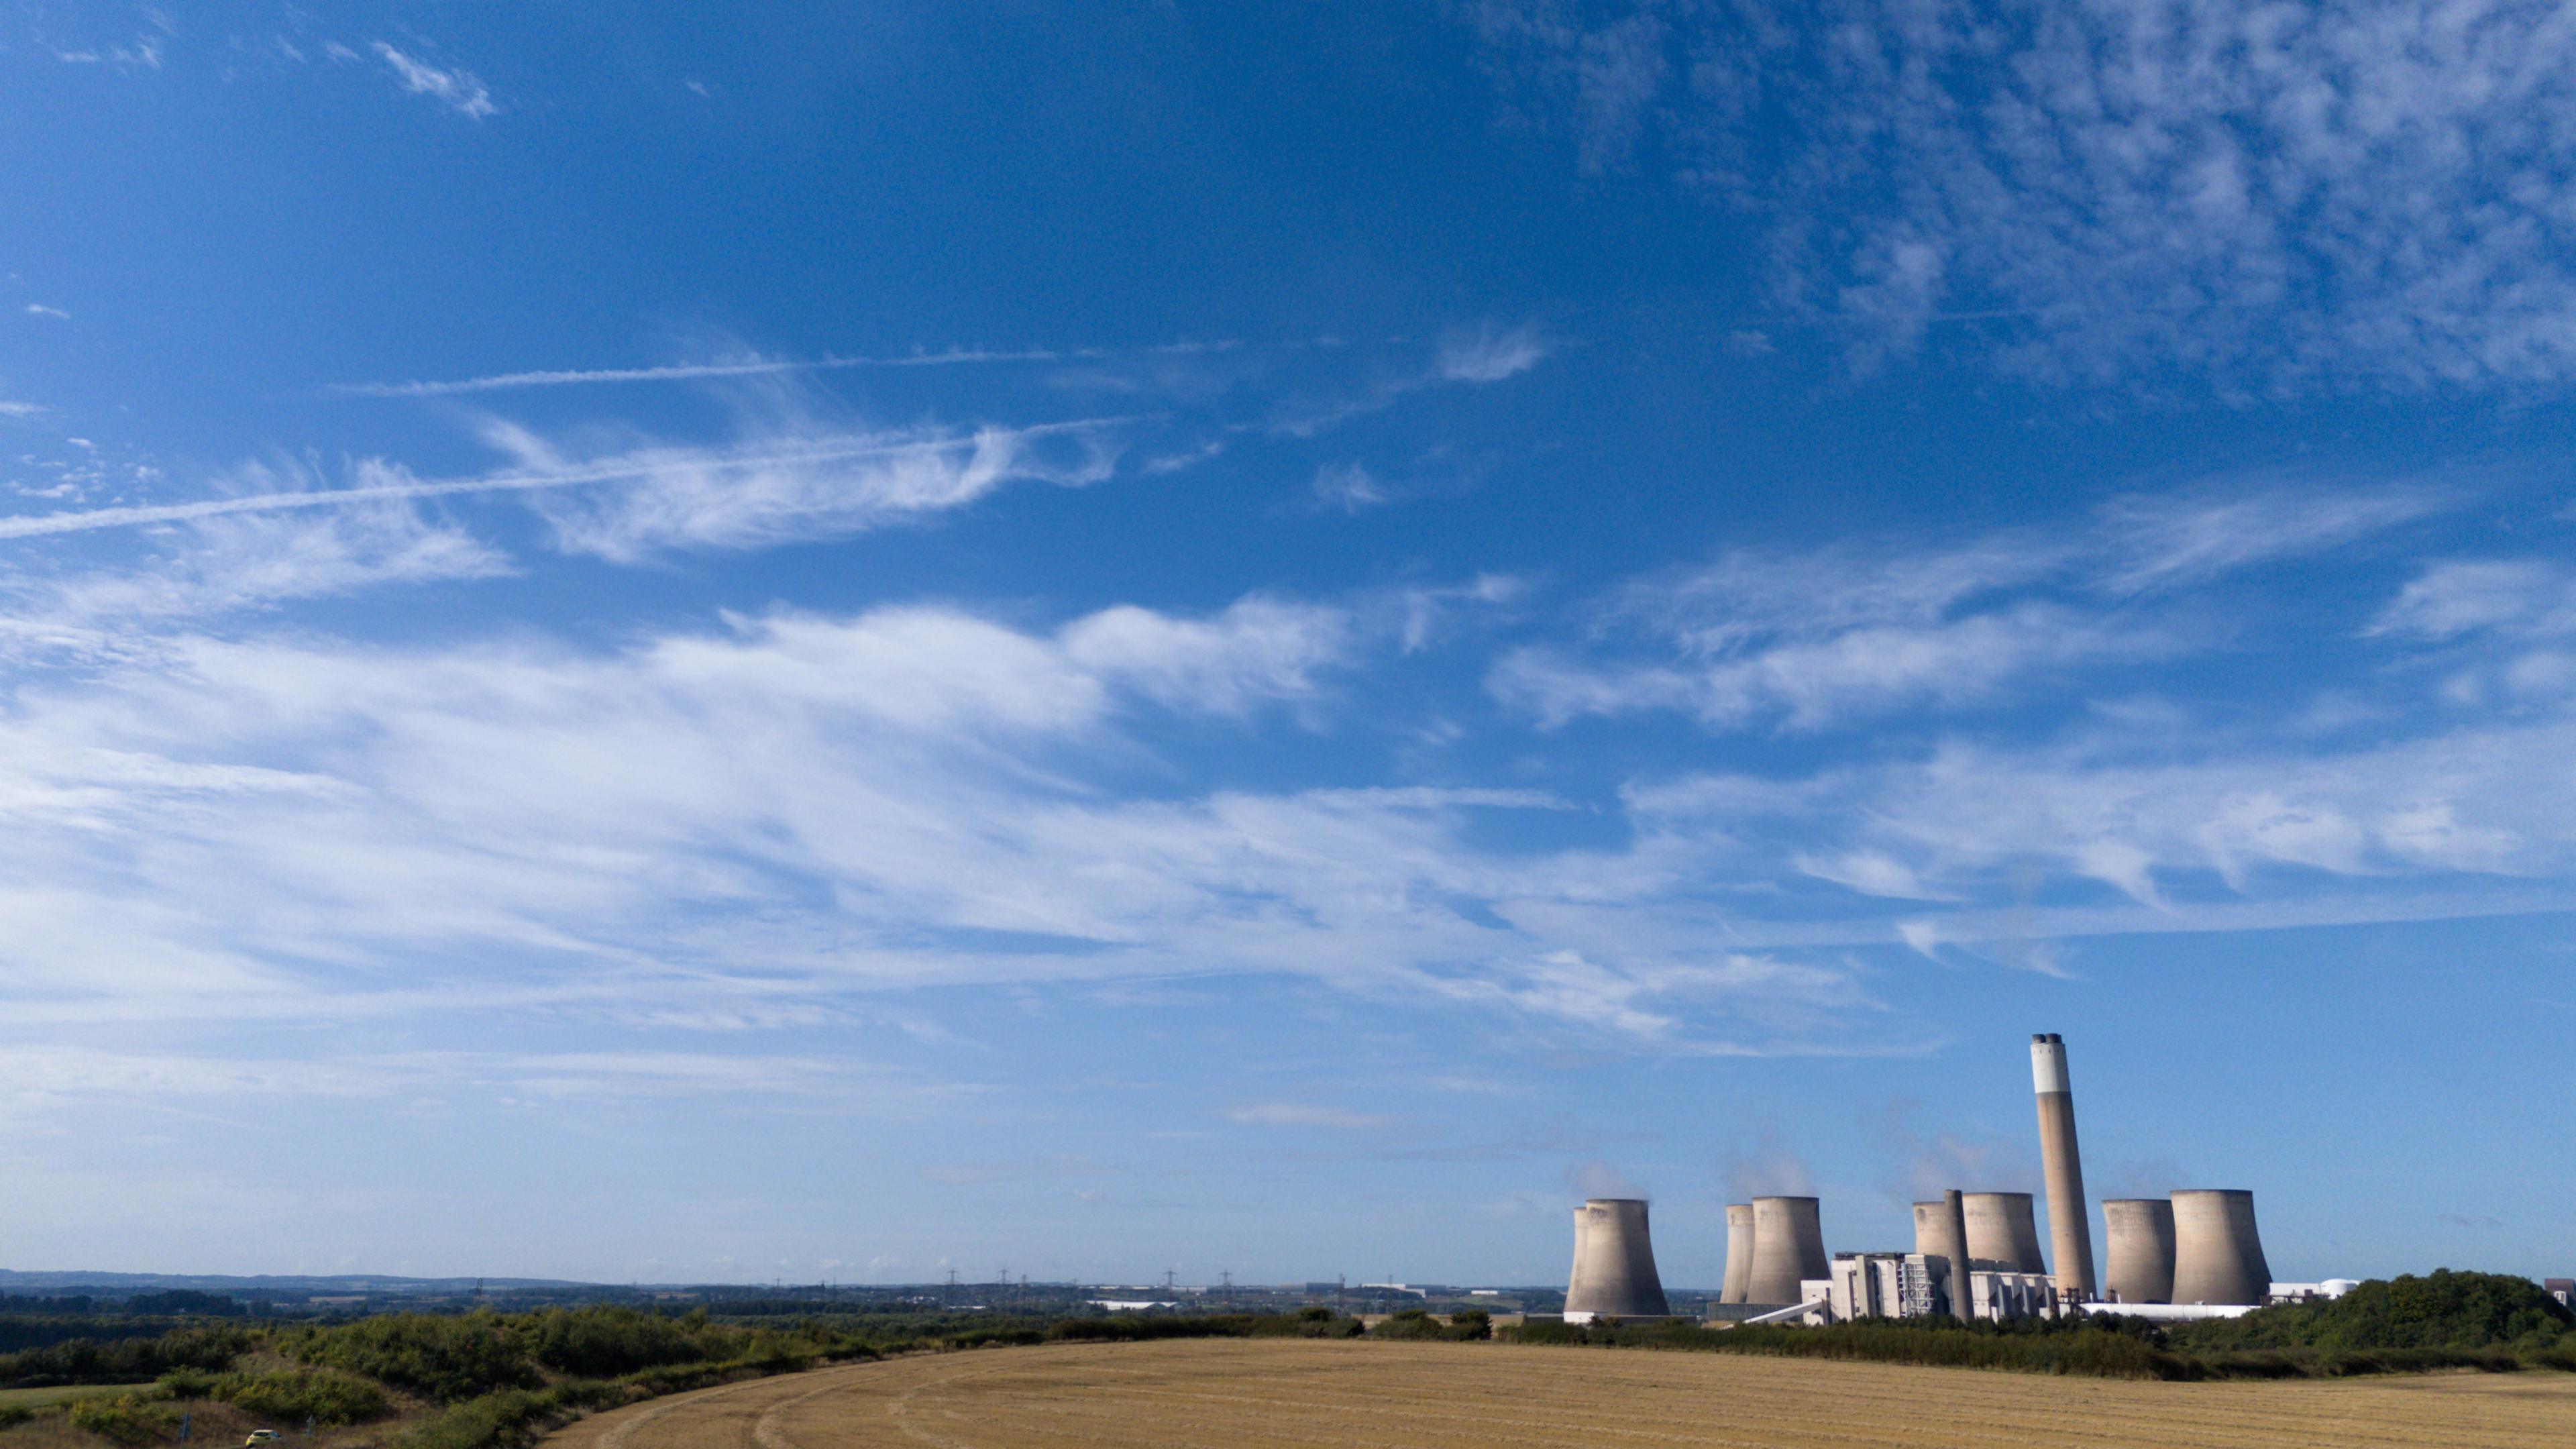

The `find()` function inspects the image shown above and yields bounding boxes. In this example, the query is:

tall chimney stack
[2031,1032,2098,1298]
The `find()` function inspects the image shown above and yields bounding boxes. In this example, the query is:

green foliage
[284,1312,544,1403]
[519,1307,728,1378]
[0,1326,253,1388]
[156,1367,220,1399]
[216,1366,394,1426]
[1367,1309,1450,1342]
[1448,1308,1493,1341]
[65,1391,180,1446]
[2169,1271,2573,1356]
[0,1404,32,1430]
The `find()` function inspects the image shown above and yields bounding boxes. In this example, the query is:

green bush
[2170,1271,2573,1356]
[66,1392,180,1446]
[1448,1308,1493,1342]
[285,1312,543,1403]
[0,1405,32,1430]
[217,1366,394,1426]
[1368,1309,1446,1342]
[521,1307,725,1378]
[0,1326,253,1387]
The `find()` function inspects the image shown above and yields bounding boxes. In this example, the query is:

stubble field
[544,1337,2576,1449]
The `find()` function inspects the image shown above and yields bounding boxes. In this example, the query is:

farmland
[547,1337,2576,1449]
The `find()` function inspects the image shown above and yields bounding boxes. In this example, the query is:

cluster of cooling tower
[1563,1033,2277,1319]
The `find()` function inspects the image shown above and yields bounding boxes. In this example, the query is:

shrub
[2170,1271,2573,1356]
[521,1307,723,1378]
[0,1326,253,1387]
[1448,1308,1493,1342]
[218,1366,394,1426]
[286,1312,542,1403]
[1368,1309,1454,1342]
[66,1393,180,1446]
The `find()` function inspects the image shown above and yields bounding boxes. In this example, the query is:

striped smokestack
[2031,1032,2098,1298]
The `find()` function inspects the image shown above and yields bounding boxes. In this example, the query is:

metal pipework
[1565,1198,1671,1320]
[2031,1033,2098,1298]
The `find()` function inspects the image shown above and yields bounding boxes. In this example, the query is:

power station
[1569,1031,2326,1325]
[1563,1198,1671,1323]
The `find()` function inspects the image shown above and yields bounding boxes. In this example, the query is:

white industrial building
[1761,1252,2061,1326]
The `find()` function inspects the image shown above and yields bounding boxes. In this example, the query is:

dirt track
[543,1338,2576,1449]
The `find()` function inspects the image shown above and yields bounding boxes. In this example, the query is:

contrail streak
[0,422,1118,541]
[326,341,1238,398]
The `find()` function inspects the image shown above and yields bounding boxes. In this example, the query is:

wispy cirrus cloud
[372,42,496,119]
[1491,482,2447,731]
[0,416,1128,554]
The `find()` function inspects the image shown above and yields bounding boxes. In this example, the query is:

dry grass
[0,1388,157,1409]
[544,1338,2576,1449]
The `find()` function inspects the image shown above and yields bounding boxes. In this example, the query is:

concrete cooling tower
[1719,1203,1756,1305]
[2031,1034,2098,1297]
[2102,1198,2177,1305]
[1565,1198,1671,1320]
[1746,1195,1827,1305]
[1912,1189,1973,1315]
[2169,1189,2271,1306]
[1963,1191,2048,1275]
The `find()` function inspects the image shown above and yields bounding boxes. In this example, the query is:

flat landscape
[545,1339,2576,1449]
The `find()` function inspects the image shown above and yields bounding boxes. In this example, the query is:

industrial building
[1569,1030,2320,1330]
[1762,1252,2059,1326]
[1562,1197,1671,1324]
[1746,1195,1828,1305]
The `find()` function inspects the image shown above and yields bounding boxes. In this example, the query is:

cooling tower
[1565,1198,1671,1320]
[1719,1203,1756,1304]
[2169,1189,2271,1306]
[2102,1198,2176,1305]
[1913,1189,1973,1316]
[1962,1191,2047,1275]
[1746,1195,1827,1305]
[2030,1034,2098,1297]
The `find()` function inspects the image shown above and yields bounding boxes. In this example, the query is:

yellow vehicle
[243,1433,282,1446]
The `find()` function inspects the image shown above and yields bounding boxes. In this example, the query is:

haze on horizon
[0,1,2567,1291]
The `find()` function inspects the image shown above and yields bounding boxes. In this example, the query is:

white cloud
[2373,559,2576,641]
[372,42,498,119]
[1226,1102,1394,1130]
[1060,598,1349,715]
[510,417,1124,561]
[24,304,68,321]
[1476,1,2576,388]
[0,593,1871,1051]
[1435,323,1549,383]
[0,417,1127,557]
[1491,482,2440,731]
[1309,462,1387,513]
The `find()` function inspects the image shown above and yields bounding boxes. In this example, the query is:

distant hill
[0,1271,598,1295]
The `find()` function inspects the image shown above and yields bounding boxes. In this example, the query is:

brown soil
[541,1338,2576,1449]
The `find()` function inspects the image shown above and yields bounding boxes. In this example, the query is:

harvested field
[545,1338,2576,1449]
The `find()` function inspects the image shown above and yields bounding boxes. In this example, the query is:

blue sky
[1,1,2571,1289]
